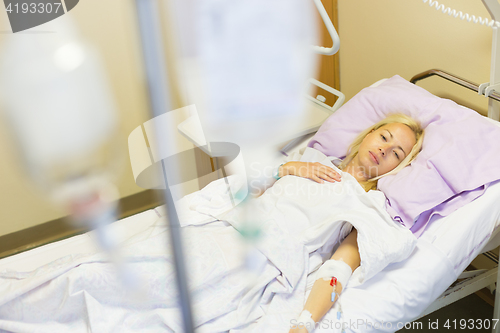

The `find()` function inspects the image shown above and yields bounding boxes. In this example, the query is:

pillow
[308,75,500,237]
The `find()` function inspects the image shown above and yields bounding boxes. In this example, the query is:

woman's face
[355,122,417,179]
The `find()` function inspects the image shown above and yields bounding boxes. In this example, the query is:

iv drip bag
[0,17,137,292]
[0,16,118,194]
[173,0,319,149]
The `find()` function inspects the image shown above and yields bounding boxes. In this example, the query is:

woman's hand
[289,327,309,333]
[280,161,341,184]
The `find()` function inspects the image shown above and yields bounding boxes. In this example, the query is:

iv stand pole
[480,2,500,333]
[481,0,500,121]
[134,1,195,332]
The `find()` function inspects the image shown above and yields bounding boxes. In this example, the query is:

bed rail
[410,69,500,103]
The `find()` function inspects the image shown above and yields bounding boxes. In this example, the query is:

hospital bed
[1,72,500,333]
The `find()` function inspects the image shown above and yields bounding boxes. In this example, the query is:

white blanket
[0,148,416,333]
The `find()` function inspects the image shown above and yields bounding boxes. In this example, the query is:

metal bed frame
[411,69,500,103]
[410,69,500,333]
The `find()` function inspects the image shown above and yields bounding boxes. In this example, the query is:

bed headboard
[410,69,500,121]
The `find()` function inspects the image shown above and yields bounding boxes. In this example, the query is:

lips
[369,151,379,164]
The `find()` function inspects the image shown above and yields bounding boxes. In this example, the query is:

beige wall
[338,0,494,115]
[0,0,198,236]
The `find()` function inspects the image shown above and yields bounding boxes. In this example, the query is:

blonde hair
[338,113,425,191]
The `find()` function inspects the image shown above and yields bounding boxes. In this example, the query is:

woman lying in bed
[0,113,424,333]
[283,113,424,333]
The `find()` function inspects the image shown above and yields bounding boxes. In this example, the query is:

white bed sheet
[0,208,161,273]
[158,164,500,333]
[0,162,499,333]
[0,167,418,333]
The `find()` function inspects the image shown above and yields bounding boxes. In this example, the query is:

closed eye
[381,135,387,141]
[394,151,400,159]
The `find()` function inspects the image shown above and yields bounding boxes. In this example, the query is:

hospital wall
[0,0,200,239]
[338,0,493,115]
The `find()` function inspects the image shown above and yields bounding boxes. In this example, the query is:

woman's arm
[289,229,361,333]
[258,161,341,197]
[279,162,341,184]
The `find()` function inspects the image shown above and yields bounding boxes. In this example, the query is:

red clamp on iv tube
[330,277,337,302]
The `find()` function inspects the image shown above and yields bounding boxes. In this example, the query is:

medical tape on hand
[315,259,352,288]
[296,310,316,333]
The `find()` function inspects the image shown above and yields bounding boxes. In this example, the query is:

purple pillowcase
[308,75,500,237]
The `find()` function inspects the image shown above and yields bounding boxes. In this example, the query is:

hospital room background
[0,0,497,328]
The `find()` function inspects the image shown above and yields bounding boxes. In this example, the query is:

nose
[379,145,390,156]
